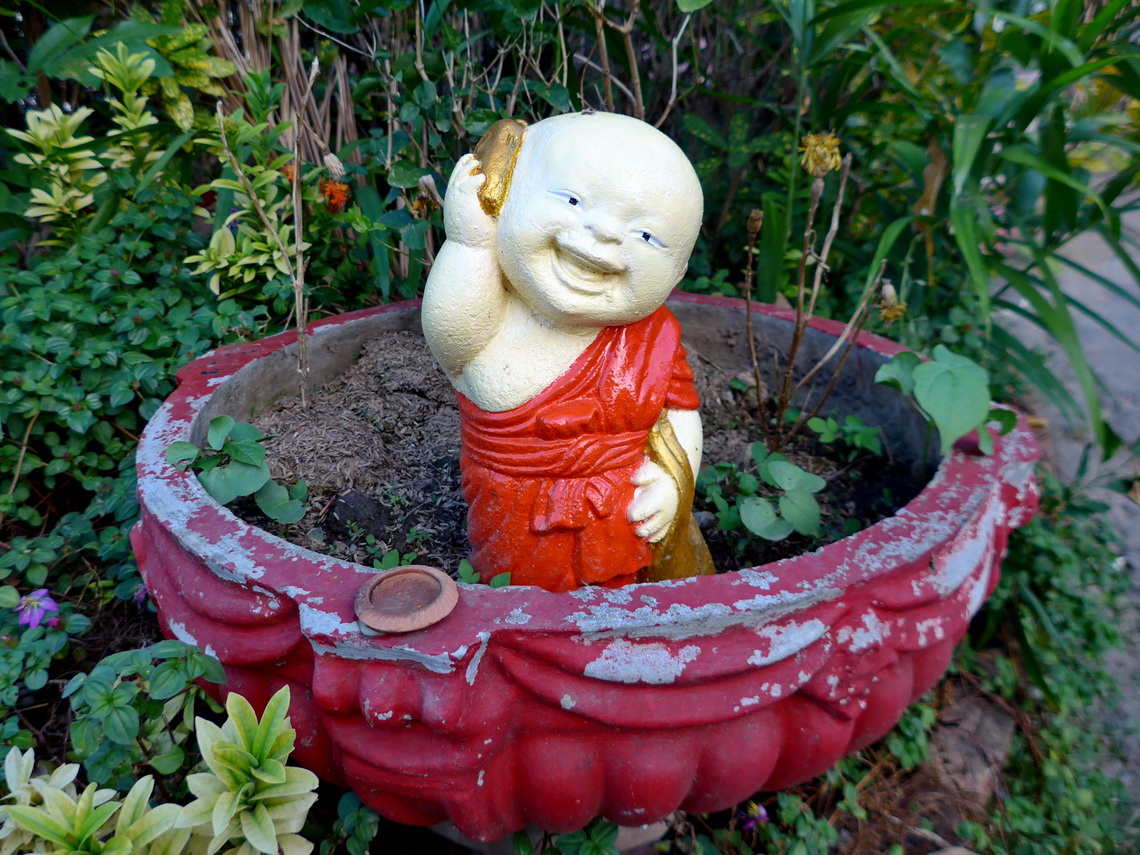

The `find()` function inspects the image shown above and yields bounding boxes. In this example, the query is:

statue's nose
[584,211,623,243]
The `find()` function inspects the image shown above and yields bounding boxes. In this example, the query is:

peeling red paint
[133,294,1039,842]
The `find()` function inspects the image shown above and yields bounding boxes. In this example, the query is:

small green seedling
[738,444,827,540]
[166,415,307,524]
[699,445,828,543]
[374,547,417,570]
[457,559,510,588]
[875,347,1016,455]
[807,414,883,456]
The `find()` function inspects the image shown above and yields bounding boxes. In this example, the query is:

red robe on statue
[457,306,700,592]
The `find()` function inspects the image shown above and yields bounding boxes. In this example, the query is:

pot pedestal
[133,293,1040,842]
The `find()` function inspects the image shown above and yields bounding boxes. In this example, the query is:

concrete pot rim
[136,291,1039,671]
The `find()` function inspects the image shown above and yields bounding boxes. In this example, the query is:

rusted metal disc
[354,565,459,633]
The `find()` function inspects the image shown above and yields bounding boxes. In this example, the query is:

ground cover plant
[0,0,1138,852]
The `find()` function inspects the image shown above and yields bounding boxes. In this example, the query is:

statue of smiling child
[422,111,714,592]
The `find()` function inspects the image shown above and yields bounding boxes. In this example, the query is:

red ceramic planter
[132,293,1040,842]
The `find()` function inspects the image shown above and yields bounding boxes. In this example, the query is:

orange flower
[282,163,296,183]
[319,177,350,213]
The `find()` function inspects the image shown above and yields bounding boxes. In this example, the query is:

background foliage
[0,0,1137,852]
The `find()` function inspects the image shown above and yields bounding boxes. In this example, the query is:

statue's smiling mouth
[552,242,624,292]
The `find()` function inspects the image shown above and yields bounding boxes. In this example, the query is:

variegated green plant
[10,46,169,229]
[9,105,107,225]
[1,747,89,855]
[177,686,318,855]
[184,175,311,298]
[131,0,236,130]
[0,748,185,855]
[90,45,161,172]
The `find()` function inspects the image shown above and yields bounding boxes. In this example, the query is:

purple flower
[740,800,768,831]
[134,584,148,607]
[16,589,59,628]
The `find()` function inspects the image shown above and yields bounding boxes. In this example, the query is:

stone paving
[1002,213,1140,809]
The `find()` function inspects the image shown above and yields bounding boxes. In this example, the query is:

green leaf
[5,805,73,845]
[999,145,1108,221]
[950,203,991,322]
[229,422,268,443]
[150,746,186,775]
[739,496,775,534]
[457,559,480,584]
[995,253,1106,448]
[675,0,714,10]
[862,216,912,294]
[0,60,34,104]
[756,193,787,302]
[780,492,822,537]
[680,113,726,150]
[136,130,196,194]
[207,415,236,450]
[951,114,991,198]
[27,16,95,75]
[198,461,272,504]
[149,661,188,700]
[874,351,921,395]
[255,481,305,524]
[242,802,280,855]
[726,112,751,171]
[807,4,877,67]
[462,109,502,137]
[104,706,142,745]
[913,346,991,455]
[768,460,826,494]
[0,585,19,608]
[166,441,201,468]
[251,686,292,762]
[414,79,436,109]
[388,160,431,189]
[223,439,267,467]
[303,0,360,33]
[488,572,512,589]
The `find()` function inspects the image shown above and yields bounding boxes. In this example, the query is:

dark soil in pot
[237,330,931,576]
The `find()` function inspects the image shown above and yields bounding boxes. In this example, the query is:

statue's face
[495,113,704,328]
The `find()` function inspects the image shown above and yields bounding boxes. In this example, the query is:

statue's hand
[629,459,679,543]
[443,154,494,249]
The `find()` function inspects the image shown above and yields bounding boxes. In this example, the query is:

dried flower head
[323,152,346,181]
[415,174,443,214]
[799,132,842,177]
[877,281,907,325]
[747,208,763,239]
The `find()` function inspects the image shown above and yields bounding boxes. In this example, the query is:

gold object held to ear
[472,119,528,216]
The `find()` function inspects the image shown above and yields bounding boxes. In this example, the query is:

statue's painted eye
[568,197,580,207]
[640,231,653,242]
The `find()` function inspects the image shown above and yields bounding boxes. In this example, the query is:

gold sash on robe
[645,413,715,582]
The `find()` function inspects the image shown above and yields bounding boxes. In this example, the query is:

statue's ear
[472,119,528,216]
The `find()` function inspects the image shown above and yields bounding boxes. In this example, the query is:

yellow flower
[799,132,842,177]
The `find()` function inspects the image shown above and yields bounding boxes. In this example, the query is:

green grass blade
[1054,252,1140,315]
[136,130,195,194]
[996,255,1105,446]
[988,323,1083,422]
[950,203,991,322]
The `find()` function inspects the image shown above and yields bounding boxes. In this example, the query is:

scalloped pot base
[132,294,1040,843]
